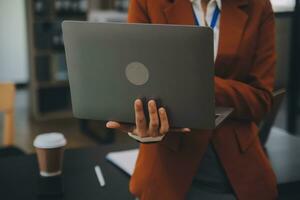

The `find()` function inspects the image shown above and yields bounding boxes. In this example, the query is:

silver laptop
[62,21,233,130]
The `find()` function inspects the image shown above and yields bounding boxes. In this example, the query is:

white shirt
[191,0,222,60]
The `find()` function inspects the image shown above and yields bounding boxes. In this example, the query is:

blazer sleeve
[215,1,276,123]
[128,0,150,23]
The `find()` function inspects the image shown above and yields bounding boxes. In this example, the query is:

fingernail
[106,122,112,128]
[107,121,119,128]
[149,100,156,106]
[135,99,141,105]
[159,108,165,113]
[135,100,143,109]
[183,128,191,132]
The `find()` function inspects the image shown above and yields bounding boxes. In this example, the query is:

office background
[0,0,299,199]
[0,0,298,151]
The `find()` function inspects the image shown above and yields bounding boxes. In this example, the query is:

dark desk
[1,130,300,199]
[0,143,138,200]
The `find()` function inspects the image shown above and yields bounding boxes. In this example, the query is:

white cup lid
[34,133,67,149]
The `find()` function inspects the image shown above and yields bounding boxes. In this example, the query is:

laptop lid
[63,21,217,129]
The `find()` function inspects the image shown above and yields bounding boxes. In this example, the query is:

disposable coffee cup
[34,133,67,177]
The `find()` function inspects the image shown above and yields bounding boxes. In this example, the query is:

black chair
[287,0,300,134]
[258,89,300,199]
[259,89,286,146]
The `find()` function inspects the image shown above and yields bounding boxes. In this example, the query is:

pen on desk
[95,165,106,187]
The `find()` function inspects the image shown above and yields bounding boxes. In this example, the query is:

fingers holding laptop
[106,99,191,138]
[158,107,169,135]
[146,100,191,134]
[105,121,133,132]
[148,100,161,137]
[135,99,147,137]
[106,99,163,137]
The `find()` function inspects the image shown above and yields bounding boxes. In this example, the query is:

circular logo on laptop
[125,62,149,86]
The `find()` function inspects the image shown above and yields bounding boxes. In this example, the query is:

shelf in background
[37,80,69,89]
[88,10,127,23]
[35,109,74,121]
[27,0,89,120]
[28,0,126,120]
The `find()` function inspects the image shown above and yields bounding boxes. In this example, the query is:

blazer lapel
[215,0,249,69]
[163,0,195,25]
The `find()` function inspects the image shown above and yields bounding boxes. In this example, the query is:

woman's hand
[106,99,191,138]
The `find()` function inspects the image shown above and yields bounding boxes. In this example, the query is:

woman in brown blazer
[107,0,277,199]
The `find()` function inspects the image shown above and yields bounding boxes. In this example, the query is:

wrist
[128,132,165,143]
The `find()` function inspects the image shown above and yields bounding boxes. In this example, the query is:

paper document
[106,149,139,176]
[270,0,295,12]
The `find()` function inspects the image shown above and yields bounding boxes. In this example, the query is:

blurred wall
[0,0,29,83]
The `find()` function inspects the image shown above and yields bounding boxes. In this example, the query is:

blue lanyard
[194,6,220,29]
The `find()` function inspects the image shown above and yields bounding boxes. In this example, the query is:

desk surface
[1,129,300,199]
[0,143,138,200]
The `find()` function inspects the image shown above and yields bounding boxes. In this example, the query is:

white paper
[271,0,296,12]
[106,149,139,176]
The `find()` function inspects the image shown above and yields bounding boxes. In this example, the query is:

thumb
[106,121,135,133]
[170,128,191,133]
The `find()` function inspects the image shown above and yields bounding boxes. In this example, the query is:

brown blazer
[128,0,277,199]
